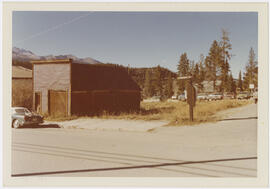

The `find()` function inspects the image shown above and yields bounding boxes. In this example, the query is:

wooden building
[32,59,141,116]
[12,66,33,109]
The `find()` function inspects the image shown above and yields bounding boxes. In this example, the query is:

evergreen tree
[189,60,195,75]
[220,59,230,92]
[198,54,205,91]
[177,53,190,93]
[153,65,163,97]
[238,71,243,91]
[164,73,174,99]
[205,40,222,91]
[220,29,232,62]
[229,73,236,94]
[143,69,154,98]
[193,63,200,84]
[227,72,235,93]
[219,29,232,92]
[177,53,190,76]
[243,47,258,90]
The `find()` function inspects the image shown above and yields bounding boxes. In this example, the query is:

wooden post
[68,59,72,116]
[178,76,196,121]
[189,103,193,121]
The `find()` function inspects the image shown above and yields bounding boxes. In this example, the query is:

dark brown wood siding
[71,63,141,91]
[70,63,141,115]
[71,90,140,115]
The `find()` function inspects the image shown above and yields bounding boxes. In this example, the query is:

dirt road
[12,104,257,177]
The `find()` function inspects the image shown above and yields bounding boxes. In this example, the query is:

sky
[12,11,258,78]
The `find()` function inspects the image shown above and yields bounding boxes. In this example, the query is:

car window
[15,108,31,114]
[15,109,26,114]
[24,108,31,114]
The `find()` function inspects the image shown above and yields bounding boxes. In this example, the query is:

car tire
[12,119,21,129]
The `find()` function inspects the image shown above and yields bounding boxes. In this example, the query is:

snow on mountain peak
[12,47,102,64]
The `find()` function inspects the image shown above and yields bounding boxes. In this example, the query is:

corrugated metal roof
[12,66,32,78]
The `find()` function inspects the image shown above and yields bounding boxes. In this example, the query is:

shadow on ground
[19,124,61,129]
[220,117,257,121]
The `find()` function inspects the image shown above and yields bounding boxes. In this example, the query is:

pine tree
[220,59,230,92]
[153,65,163,97]
[177,53,190,94]
[205,40,222,91]
[164,73,174,99]
[229,73,236,94]
[189,60,195,75]
[193,63,200,84]
[198,54,205,91]
[143,69,154,98]
[227,72,235,93]
[220,29,232,62]
[238,71,243,91]
[219,29,232,92]
[177,53,190,77]
[243,47,258,90]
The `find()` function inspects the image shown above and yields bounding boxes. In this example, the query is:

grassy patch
[44,99,252,126]
[93,99,252,125]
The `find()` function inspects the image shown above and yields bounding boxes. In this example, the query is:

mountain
[12,47,40,61]
[12,47,102,65]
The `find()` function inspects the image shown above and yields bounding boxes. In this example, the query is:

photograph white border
[2,2,268,187]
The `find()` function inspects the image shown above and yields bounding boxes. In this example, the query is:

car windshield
[14,108,31,114]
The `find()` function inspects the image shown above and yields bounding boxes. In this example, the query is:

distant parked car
[167,95,179,102]
[237,92,251,100]
[12,107,44,128]
[223,92,235,99]
[171,95,177,100]
[178,93,186,101]
[208,93,223,101]
[197,93,209,101]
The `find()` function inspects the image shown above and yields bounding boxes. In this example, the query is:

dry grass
[97,99,252,125]
[44,115,78,122]
[45,99,252,126]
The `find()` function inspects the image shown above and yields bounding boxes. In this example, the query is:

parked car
[167,95,179,102]
[197,93,209,101]
[208,93,223,101]
[171,95,177,100]
[178,93,186,101]
[12,107,44,128]
[223,92,235,99]
[237,92,251,100]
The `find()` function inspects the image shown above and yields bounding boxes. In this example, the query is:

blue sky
[13,11,258,78]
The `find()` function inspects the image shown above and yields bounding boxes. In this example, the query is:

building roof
[12,66,32,79]
[31,59,72,64]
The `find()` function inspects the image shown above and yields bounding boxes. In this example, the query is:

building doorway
[35,92,41,113]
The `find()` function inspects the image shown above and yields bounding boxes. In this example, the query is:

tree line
[177,29,234,94]
[143,29,258,99]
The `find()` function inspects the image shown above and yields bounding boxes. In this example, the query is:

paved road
[12,104,257,177]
